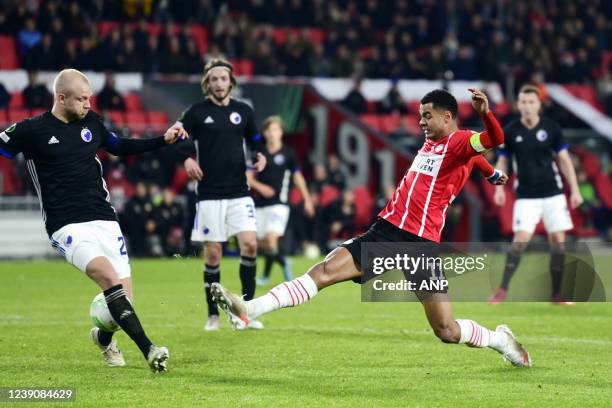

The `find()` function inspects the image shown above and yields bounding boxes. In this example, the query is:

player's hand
[468,88,490,115]
[570,191,584,209]
[164,124,188,144]
[487,169,508,185]
[253,152,267,172]
[493,186,506,207]
[304,199,315,217]
[185,157,203,181]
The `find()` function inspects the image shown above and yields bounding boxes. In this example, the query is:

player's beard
[210,87,231,103]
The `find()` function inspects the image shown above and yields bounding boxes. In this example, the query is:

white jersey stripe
[382,178,403,220]
[398,172,420,229]
[26,159,46,222]
[417,134,454,237]
[95,155,116,213]
[280,169,291,203]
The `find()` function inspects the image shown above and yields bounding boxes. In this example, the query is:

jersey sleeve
[244,107,264,153]
[550,121,568,153]
[99,115,165,156]
[288,148,301,173]
[0,121,30,159]
[498,124,513,158]
[176,104,199,135]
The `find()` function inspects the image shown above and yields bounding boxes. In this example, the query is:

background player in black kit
[0,69,180,372]
[168,59,267,331]
[490,85,583,304]
[247,116,315,286]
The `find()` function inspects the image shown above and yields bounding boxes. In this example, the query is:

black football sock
[500,248,522,290]
[97,329,114,347]
[240,255,257,301]
[550,249,565,297]
[263,253,274,279]
[104,284,152,358]
[274,248,287,268]
[204,264,220,316]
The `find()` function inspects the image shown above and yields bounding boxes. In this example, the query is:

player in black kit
[247,116,314,286]
[168,59,267,331]
[489,84,583,305]
[0,69,179,372]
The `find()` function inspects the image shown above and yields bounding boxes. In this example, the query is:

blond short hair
[262,115,284,131]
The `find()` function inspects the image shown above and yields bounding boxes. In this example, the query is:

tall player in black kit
[0,69,178,372]
[490,85,583,304]
[169,59,267,331]
[247,116,315,285]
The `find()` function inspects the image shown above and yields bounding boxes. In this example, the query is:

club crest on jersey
[434,144,444,153]
[81,128,92,143]
[536,129,548,142]
[515,135,523,143]
[229,112,242,125]
[273,154,285,165]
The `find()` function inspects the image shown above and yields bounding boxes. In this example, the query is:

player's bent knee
[432,323,459,344]
[240,240,258,257]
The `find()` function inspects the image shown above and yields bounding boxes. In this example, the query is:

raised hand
[468,88,490,115]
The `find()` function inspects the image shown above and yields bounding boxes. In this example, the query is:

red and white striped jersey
[379,129,484,242]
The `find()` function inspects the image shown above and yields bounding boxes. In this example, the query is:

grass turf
[0,257,611,407]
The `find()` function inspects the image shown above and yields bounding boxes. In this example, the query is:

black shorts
[340,219,447,293]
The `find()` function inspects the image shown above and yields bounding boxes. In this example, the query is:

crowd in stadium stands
[0,0,611,251]
[0,0,609,86]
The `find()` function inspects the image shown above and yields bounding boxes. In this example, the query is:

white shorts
[191,196,257,242]
[256,204,290,239]
[512,194,573,234]
[50,220,131,279]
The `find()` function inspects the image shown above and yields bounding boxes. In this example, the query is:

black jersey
[500,117,567,199]
[253,145,300,207]
[0,111,166,236]
[175,98,263,200]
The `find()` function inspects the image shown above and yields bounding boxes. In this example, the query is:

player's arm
[472,155,508,185]
[246,170,275,198]
[556,148,583,209]
[169,106,203,181]
[0,121,29,159]
[293,170,315,216]
[101,128,181,156]
[467,88,504,152]
[244,108,267,172]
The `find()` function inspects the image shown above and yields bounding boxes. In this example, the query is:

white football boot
[90,328,126,367]
[204,315,220,331]
[210,283,250,329]
[495,325,532,367]
[147,345,170,373]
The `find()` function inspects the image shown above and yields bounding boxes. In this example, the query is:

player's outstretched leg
[86,257,169,372]
[422,295,531,367]
[212,247,360,328]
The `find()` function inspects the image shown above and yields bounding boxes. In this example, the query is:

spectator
[0,82,10,109]
[97,73,126,112]
[154,189,186,256]
[327,154,346,192]
[121,181,155,257]
[341,76,367,115]
[22,71,52,109]
[17,17,42,56]
[379,82,408,114]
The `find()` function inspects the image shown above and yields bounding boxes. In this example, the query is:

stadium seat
[407,101,421,114]
[125,111,148,132]
[98,21,120,37]
[124,93,144,111]
[353,185,374,229]
[0,36,19,69]
[458,102,473,123]
[190,25,208,55]
[308,28,325,45]
[31,108,46,117]
[493,101,511,119]
[146,111,169,132]
[319,185,340,208]
[89,95,98,111]
[0,110,7,126]
[594,173,612,209]
[289,186,303,206]
[237,60,254,77]
[380,114,401,133]
[0,157,22,194]
[8,109,30,123]
[9,93,24,109]
[106,110,125,127]
[360,114,382,131]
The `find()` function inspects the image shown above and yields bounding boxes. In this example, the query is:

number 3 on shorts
[117,236,127,255]
[246,204,255,218]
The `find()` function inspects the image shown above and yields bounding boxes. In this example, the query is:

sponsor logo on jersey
[229,112,242,125]
[536,129,548,142]
[273,153,285,165]
[409,152,444,177]
[5,123,16,133]
[48,136,60,144]
[515,135,523,143]
[204,116,214,124]
[81,128,93,143]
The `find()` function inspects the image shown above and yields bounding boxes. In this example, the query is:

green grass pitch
[1,257,611,407]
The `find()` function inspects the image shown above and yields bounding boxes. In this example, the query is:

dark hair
[420,89,458,119]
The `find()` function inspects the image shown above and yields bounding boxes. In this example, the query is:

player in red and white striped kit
[212,89,531,367]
